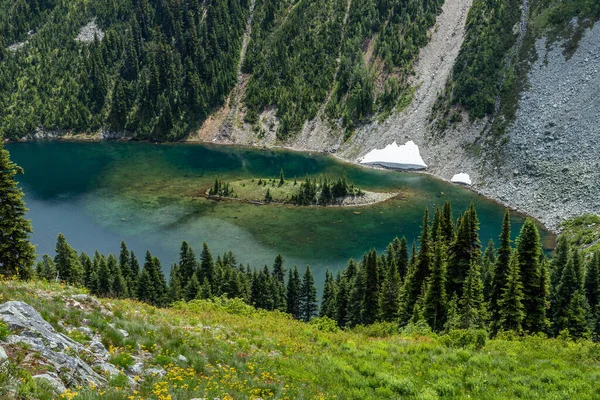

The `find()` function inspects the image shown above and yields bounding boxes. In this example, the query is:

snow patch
[75,19,104,43]
[360,141,427,170]
[451,173,471,185]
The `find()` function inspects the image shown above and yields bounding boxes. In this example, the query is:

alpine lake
[7,141,554,288]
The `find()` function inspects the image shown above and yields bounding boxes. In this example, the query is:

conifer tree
[444,293,461,331]
[97,254,111,296]
[0,143,35,279]
[572,250,584,289]
[458,262,487,329]
[272,255,287,312]
[481,239,496,301]
[185,273,201,301]
[80,252,94,288]
[54,233,84,285]
[585,252,600,315]
[119,241,131,284]
[497,252,525,333]
[517,219,548,332]
[178,241,197,286]
[379,261,400,322]
[447,205,481,297]
[398,209,432,324]
[112,263,129,299]
[442,201,455,246]
[563,291,591,339]
[335,273,350,327]
[128,250,139,295]
[300,265,318,322]
[393,236,409,279]
[550,235,569,289]
[286,266,301,319]
[348,264,366,327]
[36,254,57,281]
[200,277,212,299]
[199,242,215,289]
[279,168,285,186]
[490,210,512,331]
[363,250,380,325]
[422,233,448,331]
[168,264,183,302]
[320,269,337,318]
[554,251,584,334]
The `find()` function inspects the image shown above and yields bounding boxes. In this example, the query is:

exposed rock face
[477,22,600,229]
[75,19,105,43]
[0,301,106,387]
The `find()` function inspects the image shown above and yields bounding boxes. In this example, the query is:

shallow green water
[7,141,553,287]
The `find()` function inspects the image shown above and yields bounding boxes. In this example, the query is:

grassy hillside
[1,278,600,399]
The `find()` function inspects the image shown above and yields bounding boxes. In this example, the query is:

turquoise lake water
[6,141,553,287]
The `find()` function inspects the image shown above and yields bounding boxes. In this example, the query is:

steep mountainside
[1,0,599,228]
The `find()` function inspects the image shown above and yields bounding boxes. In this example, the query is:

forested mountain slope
[1,0,599,229]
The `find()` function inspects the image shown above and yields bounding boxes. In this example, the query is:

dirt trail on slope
[338,0,476,175]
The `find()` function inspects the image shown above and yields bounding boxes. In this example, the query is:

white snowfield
[360,141,428,170]
[451,173,472,185]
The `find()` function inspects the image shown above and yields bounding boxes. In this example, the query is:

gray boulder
[33,373,67,394]
[0,345,7,363]
[126,362,144,376]
[0,301,105,387]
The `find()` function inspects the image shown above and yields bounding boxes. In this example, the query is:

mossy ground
[1,279,600,399]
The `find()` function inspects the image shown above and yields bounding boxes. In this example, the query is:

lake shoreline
[4,135,558,236]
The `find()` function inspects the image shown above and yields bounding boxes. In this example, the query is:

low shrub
[440,329,487,350]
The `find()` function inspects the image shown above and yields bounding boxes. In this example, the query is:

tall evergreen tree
[497,252,525,333]
[97,254,111,296]
[178,241,197,286]
[447,204,481,297]
[481,239,496,301]
[0,143,35,279]
[272,254,287,312]
[585,252,600,316]
[54,234,83,285]
[393,236,409,279]
[320,269,337,318]
[119,241,131,284]
[128,250,140,295]
[442,201,455,246]
[286,266,301,319]
[199,242,215,289]
[379,261,400,322]
[517,219,548,333]
[490,210,512,331]
[554,250,584,335]
[363,249,380,325]
[458,262,487,329]
[398,209,432,324]
[348,264,366,327]
[184,272,201,301]
[550,235,569,290]
[335,272,350,327]
[168,264,183,302]
[80,252,94,289]
[36,254,57,281]
[422,233,448,331]
[300,265,318,322]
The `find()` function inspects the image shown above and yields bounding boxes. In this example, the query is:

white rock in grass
[360,141,427,170]
[451,173,472,185]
